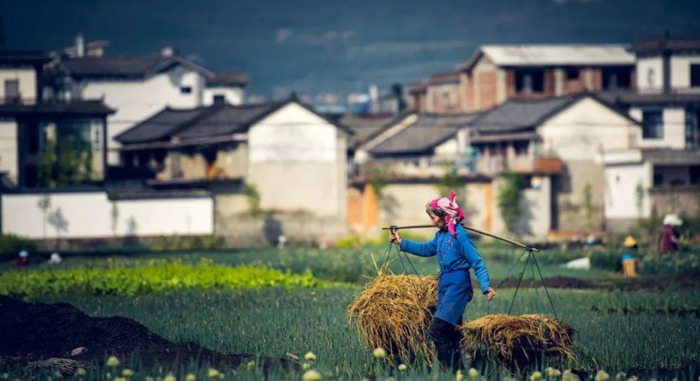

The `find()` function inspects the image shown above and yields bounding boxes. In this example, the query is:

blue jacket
[399,224,491,294]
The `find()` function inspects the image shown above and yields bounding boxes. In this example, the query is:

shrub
[150,235,224,251]
[0,260,334,297]
[0,234,38,255]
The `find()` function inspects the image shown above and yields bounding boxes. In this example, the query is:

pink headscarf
[429,191,465,237]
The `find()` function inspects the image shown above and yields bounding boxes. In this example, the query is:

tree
[37,194,51,240]
[583,182,593,230]
[38,135,94,188]
[635,181,645,218]
[48,207,68,248]
[243,183,262,216]
[110,201,119,238]
[498,173,524,235]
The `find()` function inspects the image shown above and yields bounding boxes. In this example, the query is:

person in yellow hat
[621,235,637,277]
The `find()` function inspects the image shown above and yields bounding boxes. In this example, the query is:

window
[691,64,700,88]
[603,67,632,90]
[180,86,192,94]
[653,173,663,186]
[642,110,664,139]
[565,67,579,80]
[213,94,226,103]
[515,70,544,93]
[4,79,19,101]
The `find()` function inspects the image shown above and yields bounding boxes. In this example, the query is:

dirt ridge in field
[493,274,700,291]
[0,295,297,372]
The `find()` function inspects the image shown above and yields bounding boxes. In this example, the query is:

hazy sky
[2,0,700,98]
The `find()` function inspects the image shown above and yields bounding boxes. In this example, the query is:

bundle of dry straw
[347,269,438,364]
[459,314,575,367]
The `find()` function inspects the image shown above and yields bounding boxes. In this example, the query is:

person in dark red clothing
[14,250,28,267]
[658,214,682,254]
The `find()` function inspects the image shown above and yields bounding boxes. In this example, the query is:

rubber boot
[429,317,464,373]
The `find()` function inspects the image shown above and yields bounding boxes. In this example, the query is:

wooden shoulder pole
[382,224,538,252]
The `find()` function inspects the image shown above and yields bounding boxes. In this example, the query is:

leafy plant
[498,172,524,235]
[37,194,51,240]
[243,183,262,216]
[0,234,38,255]
[0,261,332,297]
[436,167,463,202]
[583,182,593,230]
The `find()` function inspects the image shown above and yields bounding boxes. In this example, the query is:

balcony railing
[352,153,562,180]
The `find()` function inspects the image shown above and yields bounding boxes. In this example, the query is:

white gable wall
[630,106,687,149]
[0,120,18,184]
[247,103,346,217]
[0,68,37,100]
[80,65,206,163]
[604,160,652,220]
[2,192,213,239]
[434,137,459,159]
[670,55,700,92]
[636,57,664,92]
[538,97,640,161]
[203,87,244,106]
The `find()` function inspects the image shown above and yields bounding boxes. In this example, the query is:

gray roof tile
[116,101,285,144]
[469,96,579,134]
[370,114,479,155]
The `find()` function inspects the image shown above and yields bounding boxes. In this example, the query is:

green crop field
[1,245,699,381]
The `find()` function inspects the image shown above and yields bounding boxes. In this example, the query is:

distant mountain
[3,0,699,97]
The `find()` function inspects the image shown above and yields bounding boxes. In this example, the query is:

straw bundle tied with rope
[347,267,439,365]
[459,314,575,367]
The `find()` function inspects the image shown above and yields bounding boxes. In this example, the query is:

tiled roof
[429,71,462,85]
[369,113,479,156]
[0,50,50,66]
[116,101,282,144]
[116,98,350,146]
[468,96,580,134]
[629,35,700,55]
[62,55,213,79]
[174,102,281,139]
[0,99,114,116]
[341,113,409,149]
[463,45,634,69]
[207,71,248,87]
[597,90,700,106]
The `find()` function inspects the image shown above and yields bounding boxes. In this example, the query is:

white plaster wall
[2,192,213,239]
[633,107,686,149]
[80,66,205,163]
[604,161,652,219]
[0,69,36,100]
[491,175,551,240]
[628,108,642,123]
[203,87,244,106]
[539,97,640,161]
[247,103,345,216]
[670,55,700,92]
[0,120,18,184]
[636,57,664,92]
[380,183,441,230]
[249,103,337,163]
[434,138,459,158]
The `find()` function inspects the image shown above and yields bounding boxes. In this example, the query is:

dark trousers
[428,316,464,372]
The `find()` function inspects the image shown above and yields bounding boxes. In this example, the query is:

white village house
[350,94,640,240]
[47,35,247,164]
